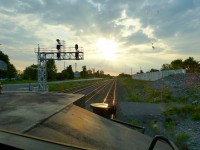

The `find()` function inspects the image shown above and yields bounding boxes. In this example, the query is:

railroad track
[103,80,116,107]
[67,79,117,106]
[63,79,146,132]
[63,79,108,94]
[82,79,117,118]
[62,79,117,118]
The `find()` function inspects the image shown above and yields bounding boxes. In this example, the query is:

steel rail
[72,80,107,94]
[85,80,112,104]
[62,80,106,94]
[103,80,116,103]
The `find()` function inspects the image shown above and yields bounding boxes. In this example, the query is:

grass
[48,80,100,92]
[118,77,192,103]
[118,77,178,103]
[175,133,190,142]
[175,133,190,150]
[130,119,138,126]
[163,118,177,136]
[118,77,148,95]
[118,77,196,149]
[118,77,153,102]
[150,120,158,133]
[1,78,104,92]
[0,80,37,84]
[164,104,200,121]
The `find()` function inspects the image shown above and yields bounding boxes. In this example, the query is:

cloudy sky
[0,0,200,75]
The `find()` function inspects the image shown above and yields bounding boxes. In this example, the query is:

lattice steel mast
[35,39,84,92]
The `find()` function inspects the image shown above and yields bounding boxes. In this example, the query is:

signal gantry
[35,39,84,91]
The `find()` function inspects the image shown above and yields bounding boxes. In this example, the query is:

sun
[96,38,118,61]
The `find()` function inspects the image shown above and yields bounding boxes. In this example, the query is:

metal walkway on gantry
[35,39,84,92]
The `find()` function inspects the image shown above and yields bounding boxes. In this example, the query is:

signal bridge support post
[35,43,84,92]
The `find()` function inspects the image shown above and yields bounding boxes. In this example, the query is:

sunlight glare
[96,38,118,61]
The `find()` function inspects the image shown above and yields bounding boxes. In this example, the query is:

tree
[99,70,104,77]
[0,69,6,78]
[183,57,199,73]
[61,69,69,80]
[147,68,159,73]
[80,66,87,78]
[161,64,172,71]
[87,69,93,78]
[161,57,200,73]
[66,65,74,79]
[95,70,100,77]
[56,72,63,80]
[60,65,74,80]
[22,64,38,80]
[7,63,17,79]
[46,60,57,81]
[118,73,131,77]
[0,51,9,64]
[0,50,17,79]
[171,59,183,69]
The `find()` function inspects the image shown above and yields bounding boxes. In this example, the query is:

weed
[128,93,140,102]
[150,120,158,133]
[163,106,180,116]
[163,105,200,121]
[130,119,138,126]
[175,133,190,142]
[117,77,149,98]
[191,105,200,120]
[164,118,177,130]
[145,86,160,99]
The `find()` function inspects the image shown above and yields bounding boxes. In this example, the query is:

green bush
[150,120,158,133]
[191,105,200,120]
[145,86,160,99]
[118,77,149,99]
[163,106,180,116]
[176,133,190,142]
[164,118,177,130]
[164,105,200,121]
[130,119,138,126]
[128,93,140,102]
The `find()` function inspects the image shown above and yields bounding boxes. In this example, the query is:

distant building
[0,60,7,71]
[74,71,80,78]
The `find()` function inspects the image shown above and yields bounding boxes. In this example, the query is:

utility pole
[75,63,77,72]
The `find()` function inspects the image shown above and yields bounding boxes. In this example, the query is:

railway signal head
[75,44,78,50]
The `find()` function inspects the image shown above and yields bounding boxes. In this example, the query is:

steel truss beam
[35,46,84,92]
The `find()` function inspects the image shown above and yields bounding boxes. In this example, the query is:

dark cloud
[1,0,200,73]
[127,31,151,44]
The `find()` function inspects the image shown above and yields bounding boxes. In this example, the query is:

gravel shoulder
[116,75,200,150]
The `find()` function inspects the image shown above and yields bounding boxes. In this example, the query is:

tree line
[0,51,17,79]
[161,57,199,73]
[2,49,199,80]
[0,50,111,80]
[22,60,111,81]
[138,57,200,74]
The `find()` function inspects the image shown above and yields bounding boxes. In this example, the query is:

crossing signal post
[35,39,84,92]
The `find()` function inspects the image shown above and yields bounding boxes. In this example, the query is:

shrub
[176,133,190,142]
[130,119,138,126]
[164,105,200,121]
[164,118,177,130]
[128,93,140,102]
